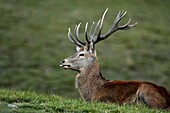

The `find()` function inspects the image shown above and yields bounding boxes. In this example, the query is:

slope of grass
[0,89,168,113]
[0,0,170,98]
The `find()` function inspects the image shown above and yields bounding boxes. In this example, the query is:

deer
[60,8,170,111]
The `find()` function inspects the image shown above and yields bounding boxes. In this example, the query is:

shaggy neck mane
[75,61,106,101]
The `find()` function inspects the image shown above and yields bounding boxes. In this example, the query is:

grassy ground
[0,0,170,98]
[0,89,168,113]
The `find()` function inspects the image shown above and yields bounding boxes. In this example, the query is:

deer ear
[76,46,81,52]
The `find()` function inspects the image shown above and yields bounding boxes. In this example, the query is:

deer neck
[75,61,106,101]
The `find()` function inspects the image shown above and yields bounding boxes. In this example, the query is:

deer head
[60,8,137,73]
[59,44,97,72]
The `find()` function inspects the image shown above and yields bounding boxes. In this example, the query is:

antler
[68,8,137,47]
[91,8,137,44]
[68,25,85,47]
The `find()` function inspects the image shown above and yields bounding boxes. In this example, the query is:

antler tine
[119,18,138,30]
[89,8,108,43]
[89,22,95,40]
[68,28,82,47]
[85,22,90,44]
[92,19,101,42]
[94,8,108,44]
[98,9,137,41]
[114,10,127,26]
[75,23,86,45]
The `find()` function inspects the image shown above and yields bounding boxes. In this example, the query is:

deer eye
[79,53,85,57]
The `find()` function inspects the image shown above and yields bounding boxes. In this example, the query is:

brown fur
[74,58,170,111]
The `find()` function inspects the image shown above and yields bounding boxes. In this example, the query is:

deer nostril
[60,60,65,64]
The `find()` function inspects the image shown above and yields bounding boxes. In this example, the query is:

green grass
[0,89,168,113]
[0,0,170,98]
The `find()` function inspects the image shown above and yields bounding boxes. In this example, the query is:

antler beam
[93,8,137,44]
[67,8,137,47]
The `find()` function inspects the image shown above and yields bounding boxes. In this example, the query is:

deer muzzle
[60,59,71,69]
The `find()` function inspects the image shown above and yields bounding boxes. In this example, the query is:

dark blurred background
[0,0,170,98]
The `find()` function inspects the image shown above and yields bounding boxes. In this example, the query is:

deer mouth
[60,65,70,69]
[60,60,71,69]
[60,64,71,69]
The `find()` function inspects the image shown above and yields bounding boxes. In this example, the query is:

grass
[0,0,170,99]
[0,89,169,113]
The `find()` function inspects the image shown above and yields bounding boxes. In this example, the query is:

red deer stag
[60,8,170,110]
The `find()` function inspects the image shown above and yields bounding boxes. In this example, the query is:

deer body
[74,56,170,109]
[60,9,170,110]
